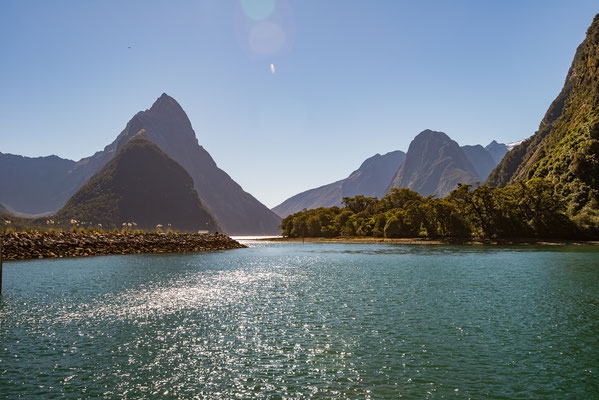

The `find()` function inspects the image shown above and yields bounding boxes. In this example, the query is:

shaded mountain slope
[56,136,219,232]
[0,153,77,214]
[487,14,599,212]
[341,151,406,198]
[388,130,479,197]
[272,150,405,217]
[461,144,497,181]
[272,181,344,218]
[484,140,509,164]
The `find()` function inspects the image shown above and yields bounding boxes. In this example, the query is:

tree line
[280,179,595,240]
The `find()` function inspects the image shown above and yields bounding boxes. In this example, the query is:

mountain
[483,140,524,166]
[341,151,407,198]
[273,150,406,218]
[387,130,480,197]
[272,180,344,218]
[1,93,281,235]
[484,140,509,164]
[56,136,220,232]
[486,14,599,212]
[106,94,281,235]
[0,153,77,215]
[461,144,497,181]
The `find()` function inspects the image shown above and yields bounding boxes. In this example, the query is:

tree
[342,195,378,214]
[381,188,423,211]
[291,215,308,237]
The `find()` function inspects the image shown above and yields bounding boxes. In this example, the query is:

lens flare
[240,0,276,21]
[249,21,286,54]
[270,63,276,74]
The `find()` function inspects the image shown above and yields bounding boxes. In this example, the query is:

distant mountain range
[461,144,497,182]
[273,129,512,217]
[1,94,517,227]
[56,136,220,232]
[0,94,281,235]
[272,150,406,218]
[0,153,78,215]
[487,13,599,215]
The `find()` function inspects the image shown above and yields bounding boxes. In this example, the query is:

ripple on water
[0,244,598,398]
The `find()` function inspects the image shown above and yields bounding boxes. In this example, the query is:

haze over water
[1,241,598,398]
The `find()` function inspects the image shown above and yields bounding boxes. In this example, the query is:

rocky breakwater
[1,232,246,261]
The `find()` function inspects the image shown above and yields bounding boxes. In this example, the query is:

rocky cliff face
[57,137,220,232]
[272,150,405,217]
[388,130,480,197]
[486,14,599,212]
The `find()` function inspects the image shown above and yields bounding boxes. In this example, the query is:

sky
[1,1,597,208]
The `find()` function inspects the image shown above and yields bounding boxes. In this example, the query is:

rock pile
[1,232,246,261]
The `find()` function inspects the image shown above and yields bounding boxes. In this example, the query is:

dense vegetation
[487,14,599,225]
[280,179,594,240]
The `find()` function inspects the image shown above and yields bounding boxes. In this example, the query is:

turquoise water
[1,241,598,399]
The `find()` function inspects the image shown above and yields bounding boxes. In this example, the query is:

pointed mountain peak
[113,93,197,151]
[149,93,185,115]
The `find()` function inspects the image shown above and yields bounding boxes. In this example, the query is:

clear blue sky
[1,1,597,208]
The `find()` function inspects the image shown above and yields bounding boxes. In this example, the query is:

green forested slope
[487,14,599,222]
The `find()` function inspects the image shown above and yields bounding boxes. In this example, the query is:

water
[1,241,598,399]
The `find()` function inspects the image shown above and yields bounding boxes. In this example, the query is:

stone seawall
[1,232,246,261]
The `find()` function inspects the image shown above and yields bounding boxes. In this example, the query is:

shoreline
[1,232,246,261]
[258,236,599,246]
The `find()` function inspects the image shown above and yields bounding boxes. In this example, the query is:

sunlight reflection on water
[0,243,598,398]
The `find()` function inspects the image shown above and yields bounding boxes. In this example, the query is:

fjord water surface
[0,241,598,398]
